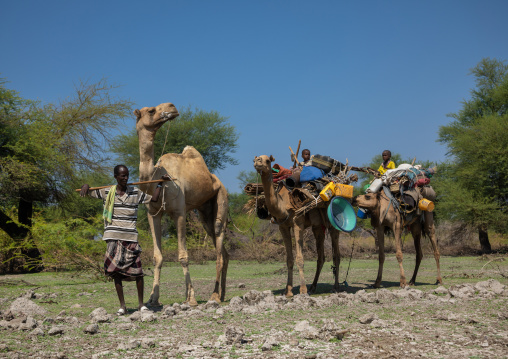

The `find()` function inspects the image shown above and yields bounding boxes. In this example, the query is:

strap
[380,186,400,223]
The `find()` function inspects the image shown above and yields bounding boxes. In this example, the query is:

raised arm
[150,175,171,202]
[80,184,90,197]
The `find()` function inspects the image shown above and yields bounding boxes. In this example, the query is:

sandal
[116,308,126,316]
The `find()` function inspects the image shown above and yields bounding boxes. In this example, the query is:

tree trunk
[478,225,492,254]
[18,197,43,272]
[0,209,28,239]
[0,197,43,273]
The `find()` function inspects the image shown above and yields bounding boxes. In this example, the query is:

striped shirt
[90,186,152,242]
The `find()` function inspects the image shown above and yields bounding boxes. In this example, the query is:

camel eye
[148,108,156,114]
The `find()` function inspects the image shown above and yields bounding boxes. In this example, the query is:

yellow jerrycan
[319,182,336,201]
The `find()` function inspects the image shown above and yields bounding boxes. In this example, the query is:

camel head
[134,103,179,134]
[352,192,380,211]
[253,155,275,175]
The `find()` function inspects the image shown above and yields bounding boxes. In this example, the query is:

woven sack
[311,155,345,175]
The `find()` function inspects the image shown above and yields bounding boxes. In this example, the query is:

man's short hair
[114,164,128,175]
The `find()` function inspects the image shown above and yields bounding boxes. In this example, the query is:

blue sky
[2,1,507,193]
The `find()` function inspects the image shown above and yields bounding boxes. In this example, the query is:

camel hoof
[187,298,199,307]
[435,280,443,285]
[299,287,308,295]
[210,293,221,303]
[308,286,316,295]
[145,297,161,307]
[409,281,415,286]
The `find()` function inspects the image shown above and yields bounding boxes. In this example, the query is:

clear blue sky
[2,1,507,193]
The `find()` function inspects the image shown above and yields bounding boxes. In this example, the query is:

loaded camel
[253,155,341,296]
[352,187,442,288]
[135,103,229,306]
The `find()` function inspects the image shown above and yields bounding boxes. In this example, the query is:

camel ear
[269,155,275,162]
[134,109,141,120]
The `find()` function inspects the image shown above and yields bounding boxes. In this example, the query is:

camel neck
[260,171,287,220]
[137,128,156,182]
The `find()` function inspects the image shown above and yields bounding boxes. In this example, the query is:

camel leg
[197,205,221,303]
[374,226,385,288]
[279,225,294,297]
[309,223,325,294]
[146,212,163,306]
[424,211,442,285]
[214,186,229,302]
[198,187,229,303]
[293,219,307,295]
[393,221,407,288]
[409,220,423,286]
[329,228,341,292]
[174,212,198,306]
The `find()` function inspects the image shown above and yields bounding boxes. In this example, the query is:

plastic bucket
[357,208,369,219]
[418,198,435,212]
[327,196,357,232]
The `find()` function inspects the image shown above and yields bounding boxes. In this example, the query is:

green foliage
[228,192,251,215]
[0,78,133,206]
[111,106,239,177]
[436,58,508,233]
[0,77,133,269]
[10,213,106,276]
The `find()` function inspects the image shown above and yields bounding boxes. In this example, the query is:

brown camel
[352,187,442,288]
[253,155,341,296]
[135,103,229,306]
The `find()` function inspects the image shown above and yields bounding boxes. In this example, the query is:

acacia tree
[0,78,133,269]
[436,58,508,253]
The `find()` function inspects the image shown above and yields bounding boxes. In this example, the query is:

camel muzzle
[161,111,179,120]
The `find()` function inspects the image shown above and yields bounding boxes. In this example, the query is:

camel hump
[158,146,206,163]
[182,146,201,158]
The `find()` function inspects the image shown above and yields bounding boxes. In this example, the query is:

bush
[30,214,107,278]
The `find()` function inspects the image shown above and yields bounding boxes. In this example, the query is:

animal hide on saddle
[399,188,421,218]
[287,188,314,211]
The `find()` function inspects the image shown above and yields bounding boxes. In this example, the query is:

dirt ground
[0,257,507,359]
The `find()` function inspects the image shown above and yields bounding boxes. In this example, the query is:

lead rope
[149,185,166,217]
[149,120,173,216]
[339,237,355,287]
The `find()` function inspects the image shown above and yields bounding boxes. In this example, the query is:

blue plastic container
[357,208,369,219]
[327,196,357,232]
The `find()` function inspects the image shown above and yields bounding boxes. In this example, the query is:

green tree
[0,78,133,269]
[110,106,239,178]
[436,58,508,253]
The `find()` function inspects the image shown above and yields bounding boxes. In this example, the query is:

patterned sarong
[104,240,143,278]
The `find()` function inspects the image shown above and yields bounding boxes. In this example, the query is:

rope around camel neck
[148,120,173,215]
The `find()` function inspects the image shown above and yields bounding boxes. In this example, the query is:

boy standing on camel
[80,165,169,315]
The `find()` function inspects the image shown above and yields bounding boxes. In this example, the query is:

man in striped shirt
[80,165,169,315]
